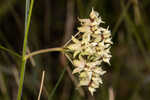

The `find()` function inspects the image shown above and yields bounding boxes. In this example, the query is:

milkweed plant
[17,7,113,100]
[64,8,113,95]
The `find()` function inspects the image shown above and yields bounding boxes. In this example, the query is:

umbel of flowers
[64,8,113,95]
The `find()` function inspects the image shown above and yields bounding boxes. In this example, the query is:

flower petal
[78,18,91,26]
[88,87,96,96]
[67,44,81,51]
[78,26,92,33]
[73,60,85,68]
[103,57,110,65]
[72,67,84,74]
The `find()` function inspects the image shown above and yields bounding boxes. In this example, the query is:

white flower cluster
[65,8,113,95]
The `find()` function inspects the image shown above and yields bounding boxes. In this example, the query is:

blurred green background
[0,0,150,100]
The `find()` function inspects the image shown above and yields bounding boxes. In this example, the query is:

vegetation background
[0,0,150,100]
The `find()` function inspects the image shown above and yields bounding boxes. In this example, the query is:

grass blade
[0,45,21,58]
[48,68,66,100]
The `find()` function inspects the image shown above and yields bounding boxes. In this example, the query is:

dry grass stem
[109,87,115,100]
[38,71,45,100]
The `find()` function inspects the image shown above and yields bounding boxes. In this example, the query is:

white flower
[79,71,92,86]
[65,8,113,95]
[82,32,91,44]
[78,26,92,33]
[104,38,113,44]
[93,67,106,75]
[90,8,99,19]
[72,59,85,74]
[78,18,91,26]
[103,30,111,38]
[67,36,81,51]
[88,87,96,96]
[86,61,101,68]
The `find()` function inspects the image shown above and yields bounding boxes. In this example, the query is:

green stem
[0,45,21,58]
[17,0,34,100]
[48,68,66,100]
[25,47,63,60]
[112,1,131,38]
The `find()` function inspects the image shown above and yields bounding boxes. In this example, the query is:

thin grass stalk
[37,71,45,100]
[0,45,21,58]
[17,0,34,100]
[112,1,131,38]
[48,68,66,100]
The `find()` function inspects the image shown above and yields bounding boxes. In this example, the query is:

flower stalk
[25,47,63,60]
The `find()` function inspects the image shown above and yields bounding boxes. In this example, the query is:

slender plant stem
[48,68,66,100]
[0,45,21,58]
[63,32,80,47]
[112,1,131,38]
[17,0,34,100]
[38,71,45,100]
[25,47,63,60]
